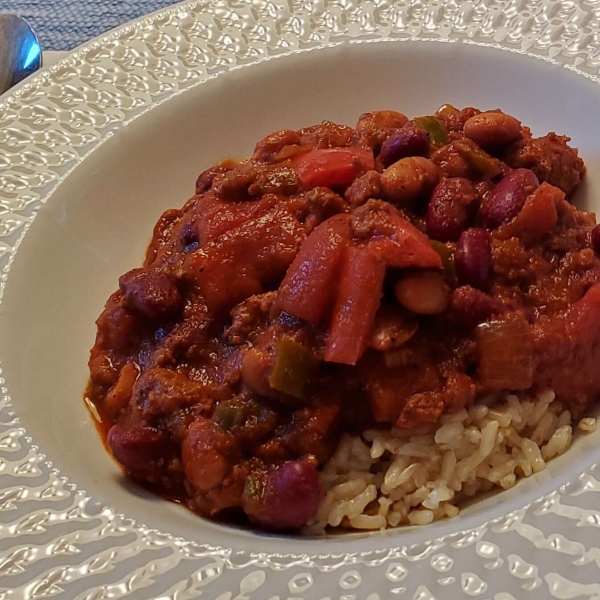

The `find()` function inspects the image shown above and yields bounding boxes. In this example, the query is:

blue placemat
[1,0,179,50]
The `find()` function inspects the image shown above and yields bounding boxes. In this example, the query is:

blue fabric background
[1,1,179,50]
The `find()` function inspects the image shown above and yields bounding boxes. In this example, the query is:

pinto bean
[455,228,492,290]
[105,362,139,413]
[464,111,522,147]
[380,157,442,207]
[480,169,539,228]
[182,418,236,492]
[241,347,277,398]
[394,271,449,315]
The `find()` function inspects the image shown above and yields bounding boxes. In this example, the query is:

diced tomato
[324,246,386,365]
[185,207,305,315]
[365,205,442,269]
[196,192,278,246]
[495,182,561,243]
[293,148,375,190]
[277,214,351,324]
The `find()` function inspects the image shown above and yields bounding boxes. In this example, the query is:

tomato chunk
[196,193,278,246]
[293,148,375,189]
[495,182,561,243]
[325,246,386,365]
[534,283,600,404]
[277,214,351,324]
[185,206,305,315]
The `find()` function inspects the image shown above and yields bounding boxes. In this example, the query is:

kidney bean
[381,156,442,207]
[107,425,173,473]
[94,296,141,352]
[455,228,492,290]
[379,125,430,167]
[394,271,449,315]
[426,177,477,242]
[464,111,521,147]
[592,224,600,254]
[480,169,539,228]
[119,268,182,319]
[252,461,321,530]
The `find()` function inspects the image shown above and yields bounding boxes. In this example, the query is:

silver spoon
[0,14,42,95]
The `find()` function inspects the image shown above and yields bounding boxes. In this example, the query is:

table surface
[4,0,179,50]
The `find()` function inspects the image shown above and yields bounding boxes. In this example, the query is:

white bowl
[3,3,600,595]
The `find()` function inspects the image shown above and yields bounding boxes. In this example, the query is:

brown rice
[305,390,595,534]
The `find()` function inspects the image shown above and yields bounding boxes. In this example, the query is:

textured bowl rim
[2,1,600,596]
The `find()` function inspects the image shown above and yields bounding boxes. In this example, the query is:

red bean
[480,169,539,228]
[253,461,321,530]
[455,228,492,290]
[107,425,173,473]
[592,224,600,254]
[463,112,521,147]
[119,268,182,319]
[426,178,477,242]
[379,126,429,167]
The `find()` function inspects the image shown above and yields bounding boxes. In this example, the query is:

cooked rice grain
[305,391,595,534]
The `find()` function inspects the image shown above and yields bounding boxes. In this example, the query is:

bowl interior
[3,39,600,553]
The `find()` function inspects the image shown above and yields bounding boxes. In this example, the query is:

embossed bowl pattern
[2,1,600,598]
